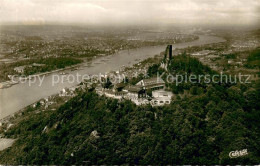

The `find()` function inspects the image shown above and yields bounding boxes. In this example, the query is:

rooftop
[137,77,165,87]
[124,85,143,92]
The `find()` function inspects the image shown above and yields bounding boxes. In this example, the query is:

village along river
[0,35,225,119]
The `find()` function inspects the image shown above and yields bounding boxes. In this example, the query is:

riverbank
[0,35,201,88]
[0,35,226,119]
[0,62,84,89]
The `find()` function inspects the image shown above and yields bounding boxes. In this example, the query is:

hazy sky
[0,0,259,26]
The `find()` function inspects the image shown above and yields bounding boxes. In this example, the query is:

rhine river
[0,35,225,119]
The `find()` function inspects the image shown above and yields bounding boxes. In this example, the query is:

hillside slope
[0,55,259,165]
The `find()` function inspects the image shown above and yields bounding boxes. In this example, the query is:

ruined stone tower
[161,45,173,70]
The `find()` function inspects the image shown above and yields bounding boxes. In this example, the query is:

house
[14,66,26,74]
[236,62,243,66]
[191,50,215,56]
[90,130,100,138]
[228,60,234,64]
[136,77,165,91]
[151,90,173,106]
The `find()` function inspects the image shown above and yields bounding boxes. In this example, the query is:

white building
[151,90,173,106]
[103,89,127,99]
[14,66,26,74]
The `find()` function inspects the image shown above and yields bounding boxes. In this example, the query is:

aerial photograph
[0,0,259,165]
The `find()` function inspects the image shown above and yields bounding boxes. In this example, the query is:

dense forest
[0,55,259,164]
[245,49,260,69]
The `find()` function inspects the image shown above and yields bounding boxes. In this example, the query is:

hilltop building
[93,45,175,106]
[151,90,173,106]
[136,77,165,91]
[123,85,146,99]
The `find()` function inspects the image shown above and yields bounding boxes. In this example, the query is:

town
[0,26,198,84]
